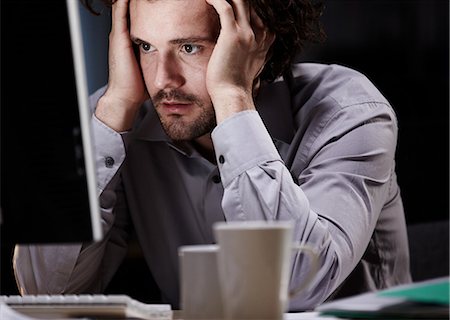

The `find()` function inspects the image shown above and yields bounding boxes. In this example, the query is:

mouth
[159,101,193,115]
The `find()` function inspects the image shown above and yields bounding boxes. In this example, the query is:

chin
[161,117,216,142]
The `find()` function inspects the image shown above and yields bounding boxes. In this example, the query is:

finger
[249,8,264,42]
[111,0,130,34]
[205,0,236,31]
[250,8,275,50]
[232,0,251,28]
[250,7,264,30]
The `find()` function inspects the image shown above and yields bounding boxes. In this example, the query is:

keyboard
[0,294,172,319]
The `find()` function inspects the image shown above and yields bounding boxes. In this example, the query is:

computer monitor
[0,0,102,244]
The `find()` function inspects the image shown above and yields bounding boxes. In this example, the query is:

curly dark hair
[81,0,325,82]
[251,0,325,82]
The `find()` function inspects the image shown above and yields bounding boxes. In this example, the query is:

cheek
[190,65,207,85]
[184,60,209,94]
[139,57,158,92]
[187,67,211,103]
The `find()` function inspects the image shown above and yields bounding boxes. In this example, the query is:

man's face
[129,0,220,141]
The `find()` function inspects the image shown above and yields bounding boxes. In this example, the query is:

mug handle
[288,244,319,298]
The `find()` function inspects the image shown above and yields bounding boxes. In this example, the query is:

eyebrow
[130,35,216,46]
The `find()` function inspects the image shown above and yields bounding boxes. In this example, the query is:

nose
[153,54,185,90]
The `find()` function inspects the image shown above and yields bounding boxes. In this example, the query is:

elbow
[288,240,346,311]
[13,245,40,295]
[289,252,340,311]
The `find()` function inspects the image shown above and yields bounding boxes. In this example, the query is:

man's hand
[205,0,275,123]
[95,0,148,132]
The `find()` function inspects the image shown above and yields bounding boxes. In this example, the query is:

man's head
[82,0,324,141]
[129,0,219,141]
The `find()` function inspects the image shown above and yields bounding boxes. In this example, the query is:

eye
[181,44,200,54]
[140,42,155,53]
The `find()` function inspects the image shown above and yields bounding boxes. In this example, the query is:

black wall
[300,0,449,225]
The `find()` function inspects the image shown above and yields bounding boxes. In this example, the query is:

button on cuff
[104,156,115,168]
[212,175,221,184]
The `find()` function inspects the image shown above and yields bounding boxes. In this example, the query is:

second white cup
[178,244,223,319]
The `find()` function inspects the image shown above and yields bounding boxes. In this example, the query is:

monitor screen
[0,0,102,244]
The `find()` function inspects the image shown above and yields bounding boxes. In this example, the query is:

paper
[379,278,449,305]
[315,277,450,319]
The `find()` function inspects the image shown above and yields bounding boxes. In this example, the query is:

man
[14,0,411,311]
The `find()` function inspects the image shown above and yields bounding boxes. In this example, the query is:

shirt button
[105,156,115,168]
[218,155,225,164]
[212,175,221,184]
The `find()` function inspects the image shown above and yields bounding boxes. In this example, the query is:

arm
[212,103,399,310]
[205,1,399,309]
[95,0,148,132]
[205,0,275,124]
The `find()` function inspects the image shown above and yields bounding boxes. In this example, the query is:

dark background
[299,0,449,226]
[1,0,448,299]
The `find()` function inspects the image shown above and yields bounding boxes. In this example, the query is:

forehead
[129,0,219,42]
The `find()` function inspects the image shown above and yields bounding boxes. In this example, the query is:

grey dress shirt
[14,63,411,311]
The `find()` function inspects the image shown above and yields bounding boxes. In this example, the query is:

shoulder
[280,63,399,158]
[282,63,398,130]
[287,63,390,109]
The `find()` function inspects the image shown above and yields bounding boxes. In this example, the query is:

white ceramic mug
[213,221,318,320]
[178,244,223,319]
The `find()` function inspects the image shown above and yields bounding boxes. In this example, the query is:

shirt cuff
[92,115,126,192]
[211,110,282,187]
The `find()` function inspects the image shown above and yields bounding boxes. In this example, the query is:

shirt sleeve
[14,91,130,295]
[211,107,398,310]
[212,110,311,221]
